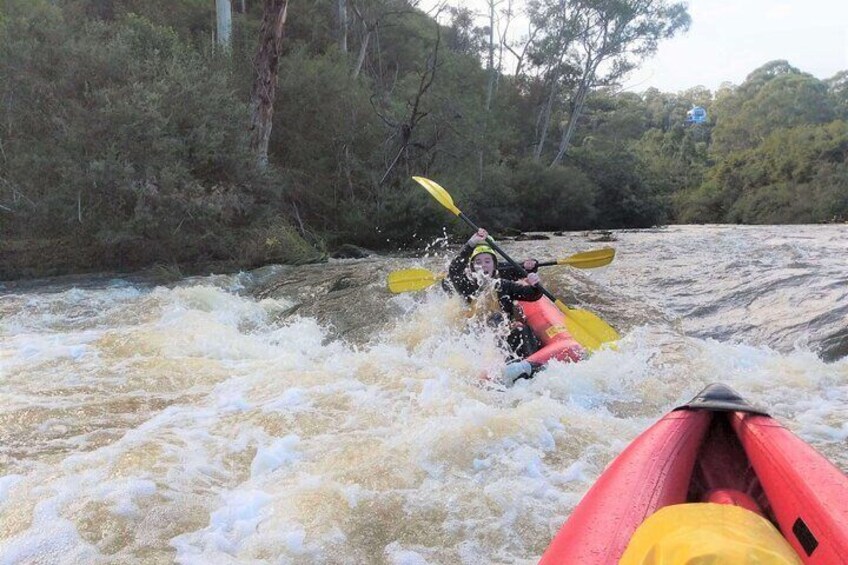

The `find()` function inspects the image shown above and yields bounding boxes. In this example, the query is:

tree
[373,25,440,185]
[524,0,583,162]
[249,0,290,168]
[710,60,835,156]
[348,0,379,79]
[346,0,429,81]
[216,0,232,48]
[548,0,691,165]
[338,0,348,53]
[825,70,848,119]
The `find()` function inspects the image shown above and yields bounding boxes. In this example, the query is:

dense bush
[728,122,848,223]
[479,160,596,230]
[672,64,848,224]
[0,1,318,274]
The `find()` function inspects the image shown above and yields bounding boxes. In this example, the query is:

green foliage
[499,160,597,230]
[673,181,724,224]
[238,219,326,267]
[826,71,848,120]
[0,1,316,274]
[571,144,666,228]
[711,61,834,155]
[634,126,710,207]
[61,0,215,43]
[2,0,847,279]
[677,121,848,223]
[729,122,848,223]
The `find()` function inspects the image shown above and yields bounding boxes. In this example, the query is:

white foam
[0,494,99,565]
[0,475,23,507]
[2,260,847,564]
[171,489,273,559]
[385,542,430,565]
[93,477,157,517]
[250,435,301,478]
[262,387,310,412]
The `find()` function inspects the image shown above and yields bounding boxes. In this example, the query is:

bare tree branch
[378,26,441,185]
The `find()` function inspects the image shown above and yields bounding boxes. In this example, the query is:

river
[1,224,846,564]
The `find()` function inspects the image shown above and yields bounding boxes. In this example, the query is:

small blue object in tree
[686,106,707,125]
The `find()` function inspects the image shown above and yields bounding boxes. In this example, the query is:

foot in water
[499,359,539,386]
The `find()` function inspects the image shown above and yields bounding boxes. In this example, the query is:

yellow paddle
[411,176,619,351]
[537,247,615,269]
[387,248,615,294]
[387,267,445,293]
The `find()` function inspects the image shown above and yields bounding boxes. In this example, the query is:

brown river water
[1,224,846,563]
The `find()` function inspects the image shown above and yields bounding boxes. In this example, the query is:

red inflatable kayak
[540,384,848,564]
[519,297,584,365]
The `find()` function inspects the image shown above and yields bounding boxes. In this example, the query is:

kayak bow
[541,384,848,564]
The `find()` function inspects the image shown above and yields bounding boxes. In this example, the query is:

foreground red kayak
[541,384,848,564]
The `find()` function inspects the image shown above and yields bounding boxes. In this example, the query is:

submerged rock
[587,230,618,242]
[514,233,550,241]
[498,227,523,237]
[819,327,848,362]
[330,244,373,259]
[253,260,399,343]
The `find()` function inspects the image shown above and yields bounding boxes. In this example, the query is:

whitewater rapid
[1,225,846,563]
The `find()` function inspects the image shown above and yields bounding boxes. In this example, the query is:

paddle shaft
[457,212,564,306]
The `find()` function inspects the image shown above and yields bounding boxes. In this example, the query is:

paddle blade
[560,247,615,269]
[387,268,444,293]
[412,176,461,216]
[554,300,620,352]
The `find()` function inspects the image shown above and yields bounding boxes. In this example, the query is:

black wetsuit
[497,262,539,282]
[447,244,543,359]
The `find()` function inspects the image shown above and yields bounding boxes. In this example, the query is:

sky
[622,0,848,92]
[423,0,848,93]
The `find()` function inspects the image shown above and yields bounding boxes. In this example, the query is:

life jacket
[620,503,802,564]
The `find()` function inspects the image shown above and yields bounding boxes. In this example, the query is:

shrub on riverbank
[0,1,319,278]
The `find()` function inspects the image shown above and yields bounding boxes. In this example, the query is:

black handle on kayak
[457,212,563,305]
[536,261,557,267]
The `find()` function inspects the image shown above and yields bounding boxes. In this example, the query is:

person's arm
[447,243,477,298]
[497,259,539,281]
[497,276,543,302]
[448,229,489,298]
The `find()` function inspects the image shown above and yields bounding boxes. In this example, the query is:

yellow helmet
[470,245,496,261]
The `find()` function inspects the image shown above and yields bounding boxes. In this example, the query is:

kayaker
[447,228,544,383]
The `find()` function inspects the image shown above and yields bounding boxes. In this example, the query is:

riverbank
[0,230,327,282]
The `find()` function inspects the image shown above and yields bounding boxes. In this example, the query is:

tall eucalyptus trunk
[352,29,371,78]
[551,79,589,166]
[484,0,496,112]
[216,0,232,48]
[533,74,558,161]
[338,0,348,53]
[249,0,290,168]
